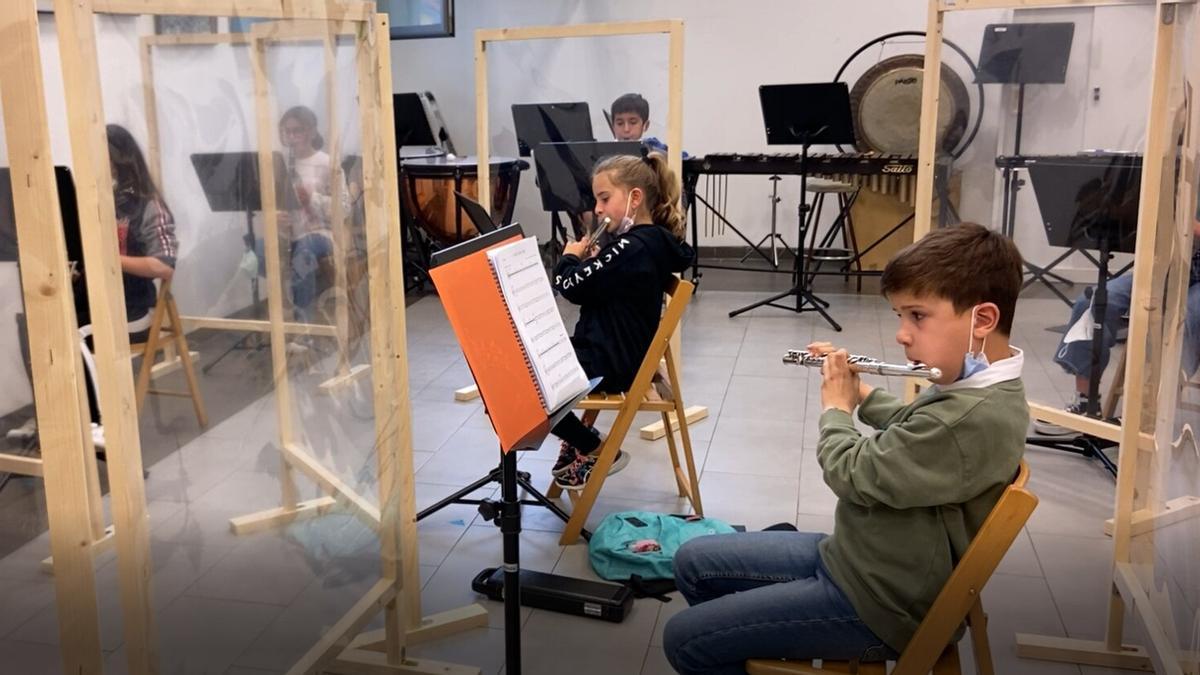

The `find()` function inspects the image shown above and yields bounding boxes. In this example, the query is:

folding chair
[547,277,702,545]
[132,278,208,427]
[746,460,1037,675]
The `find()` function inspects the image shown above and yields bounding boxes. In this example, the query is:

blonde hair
[592,151,685,239]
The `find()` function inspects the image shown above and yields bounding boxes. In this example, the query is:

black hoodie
[552,223,694,392]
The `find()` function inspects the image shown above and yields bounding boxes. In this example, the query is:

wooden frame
[468,18,709,442]
[139,30,368,394]
[0,4,123,673]
[49,3,481,673]
[914,1,1198,672]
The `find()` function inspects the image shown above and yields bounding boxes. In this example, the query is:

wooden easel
[913,2,1200,673]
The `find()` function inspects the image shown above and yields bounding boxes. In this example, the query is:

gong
[850,54,970,155]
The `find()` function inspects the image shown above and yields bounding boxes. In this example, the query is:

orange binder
[429,228,551,452]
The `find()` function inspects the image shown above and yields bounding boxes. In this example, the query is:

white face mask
[959,305,989,381]
[618,189,639,234]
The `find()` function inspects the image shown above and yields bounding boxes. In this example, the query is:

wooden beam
[1111,0,1177,632]
[286,579,396,675]
[250,26,301,512]
[346,605,490,652]
[453,385,480,402]
[42,526,116,575]
[281,443,381,528]
[473,30,490,213]
[371,12,427,633]
[52,0,159,672]
[1014,633,1153,671]
[142,33,251,47]
[0,452,44,477]
[1103,495,1200,536]
[228,496,337,535]
[1114,562,1186,675]
[92,0,374,20]
[639,405,709,440]
[1028,401,1157,449]
[912,0,943,241]
[179,315,338,337]
[940,0,1174,9]
[326,649,481,675]
[318,364,371,394]
[476,19,677,42]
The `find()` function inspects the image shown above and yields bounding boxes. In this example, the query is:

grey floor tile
[186,533,320,606]
[519,593,661,675]
[698,471,799,530]
[719,375,807,423]
[0,639,64,675]
[703,417,807,478]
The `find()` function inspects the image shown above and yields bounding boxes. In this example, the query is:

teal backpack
[588,511,736,582]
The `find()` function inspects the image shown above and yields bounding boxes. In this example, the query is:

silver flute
[581,217,612,249]
[782,350,942,379]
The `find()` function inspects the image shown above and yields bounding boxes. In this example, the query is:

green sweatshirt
[816,365,1028,652]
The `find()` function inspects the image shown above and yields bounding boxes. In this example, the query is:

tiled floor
[0,277,1196,675]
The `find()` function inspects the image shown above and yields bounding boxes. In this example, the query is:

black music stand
[531,140,641,264]
[977,22,1076,302]
[728,83,856,329]
[392,92,438,148]
[1024,157,1139,478]
[423,224,599,674]
[190,151,298,373]
[513,103,597,258]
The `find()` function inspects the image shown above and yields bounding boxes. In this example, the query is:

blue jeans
[257,234,333,323]
[1054,274,1200,380]
[663,532,898,675]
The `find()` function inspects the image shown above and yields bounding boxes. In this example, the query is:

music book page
[487,237,589,413]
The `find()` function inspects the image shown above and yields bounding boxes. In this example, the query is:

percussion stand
[729,136,841,330]
[741,175,790,267]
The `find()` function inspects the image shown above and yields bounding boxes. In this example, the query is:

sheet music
[487,237,589,413]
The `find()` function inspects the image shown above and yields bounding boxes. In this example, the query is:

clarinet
[782,350,942,379]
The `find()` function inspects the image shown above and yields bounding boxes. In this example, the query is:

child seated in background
[663,223,1029,674]
[610,92,668,154]
[549,151,694,490]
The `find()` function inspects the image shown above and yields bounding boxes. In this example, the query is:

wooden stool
[547,278,701,545]
[805,180,863,292]
[132,279,207,427]
[746,461,1037,675]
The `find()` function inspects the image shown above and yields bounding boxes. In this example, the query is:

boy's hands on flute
[807,342,877,413]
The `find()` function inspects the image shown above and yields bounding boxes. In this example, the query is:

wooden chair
[547,277,702,545]
[132,278,207,427]
[746,460,1038,675]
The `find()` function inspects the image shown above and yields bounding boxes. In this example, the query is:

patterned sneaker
[1032,397,1094,436]
[551,440,580,478]
[554,450,630,491]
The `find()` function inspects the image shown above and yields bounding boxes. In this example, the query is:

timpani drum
[399,155,528,245]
